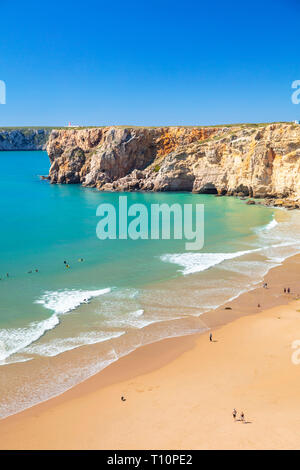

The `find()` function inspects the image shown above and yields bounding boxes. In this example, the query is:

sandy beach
[2,0,300,452]
[1,253,300,450]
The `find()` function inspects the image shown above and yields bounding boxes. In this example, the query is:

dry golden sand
[1,255,300,450]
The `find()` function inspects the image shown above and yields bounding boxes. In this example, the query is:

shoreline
[0,188,297,422]
[1,252,300,448]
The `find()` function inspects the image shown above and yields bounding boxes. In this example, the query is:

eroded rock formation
[47,123,300,204]
[0,128,51,150]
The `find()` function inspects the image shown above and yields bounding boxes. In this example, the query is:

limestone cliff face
[0,129,51,150]
[47,123,300,203]
[47,126,228,186]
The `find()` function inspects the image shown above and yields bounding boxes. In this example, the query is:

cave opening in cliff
[198,183,218,195]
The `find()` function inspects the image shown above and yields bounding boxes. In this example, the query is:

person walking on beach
[284,288,286,293]
[232,408,237,421]
[240,411,245,423]
[288,287,290,294]
[209,333,213,342]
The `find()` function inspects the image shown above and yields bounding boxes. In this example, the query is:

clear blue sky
[0,0,299,126]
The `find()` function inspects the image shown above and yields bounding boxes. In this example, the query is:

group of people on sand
[263,283,292,295]
[209,332,248,424]
[232,408,246,423]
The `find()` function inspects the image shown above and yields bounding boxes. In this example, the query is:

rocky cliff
[0,128,51,150]
[47,124,300,205]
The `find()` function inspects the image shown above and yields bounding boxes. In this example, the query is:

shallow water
[0,150,300,417]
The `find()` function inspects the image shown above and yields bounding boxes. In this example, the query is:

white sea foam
[129,309,144,318]
[0,324,207,420]
[35,288,111,315]
[218,259,278,278]
[24,330,125,357]
[0,314,59,361]
[160,249,260,275]
[255,217,278,233]
[0,288,112,362]
[103,309,157,329]
[161,240,300,277]
[264,218,278,231]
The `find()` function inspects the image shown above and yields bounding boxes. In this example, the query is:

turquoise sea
[1,150,300,418]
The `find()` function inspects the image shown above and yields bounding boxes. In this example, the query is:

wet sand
[1,254,300,449]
